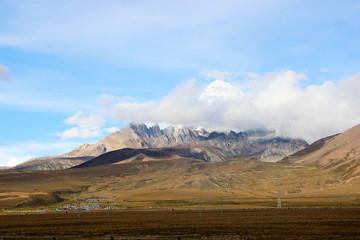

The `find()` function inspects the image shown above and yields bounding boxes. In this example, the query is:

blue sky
[1,0,360,166]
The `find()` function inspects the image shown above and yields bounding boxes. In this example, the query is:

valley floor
[0,208,359,239]
[1,158,360,210]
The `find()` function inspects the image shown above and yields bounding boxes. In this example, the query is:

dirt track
[0,208,359,239]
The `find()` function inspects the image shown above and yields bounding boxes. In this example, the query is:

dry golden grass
[0,157,359,209]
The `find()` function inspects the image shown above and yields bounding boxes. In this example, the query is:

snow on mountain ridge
[12,122,308,170]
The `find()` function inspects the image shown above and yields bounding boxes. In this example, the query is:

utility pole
[277,190,281,209]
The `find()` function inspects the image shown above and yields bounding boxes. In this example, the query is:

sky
[1,0,360,166]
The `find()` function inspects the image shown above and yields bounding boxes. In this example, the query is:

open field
[1,154,360,239]
[1,158,360,210]
[0,208,359,239]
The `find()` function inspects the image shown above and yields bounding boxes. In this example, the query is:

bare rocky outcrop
[64,122,308,162]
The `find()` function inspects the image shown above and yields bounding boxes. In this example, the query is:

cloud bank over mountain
[92,70,360,143]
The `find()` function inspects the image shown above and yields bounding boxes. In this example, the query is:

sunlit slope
[282,123,360,181]
[1,156,360,208]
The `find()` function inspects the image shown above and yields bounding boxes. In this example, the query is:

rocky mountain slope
[282,123,360,180]
[12,123,308,170]
[12,156,93,171]
[68,122,308,162]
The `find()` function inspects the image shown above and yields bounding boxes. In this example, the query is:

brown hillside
[282,123,360,180]
[1,155,360,209]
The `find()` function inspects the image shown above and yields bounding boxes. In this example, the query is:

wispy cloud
[321,67,328,73]
[0,0,330,70]
[0,66,87,113]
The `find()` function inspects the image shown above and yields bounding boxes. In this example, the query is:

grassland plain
[1,151,360,239]
[0,208,360,239]
[1,158,360,209]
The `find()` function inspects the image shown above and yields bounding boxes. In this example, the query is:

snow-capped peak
[199,80,239,105]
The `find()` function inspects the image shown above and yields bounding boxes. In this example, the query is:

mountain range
[1,123,360,209]
[12,123,308,171]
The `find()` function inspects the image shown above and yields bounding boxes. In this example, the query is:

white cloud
[0,64,9,81]
[0,141,82,167]
[199,70,238,81]
[106,79,205,126]
[97,94,123,109]
[199,79,240,105]
[111,101,155,123]
[104,69,360,143]
[65,110,103,129]
[8,157,24,167]
[105,127,120,133]
[56,127,101,140]
[56,110,104,140]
